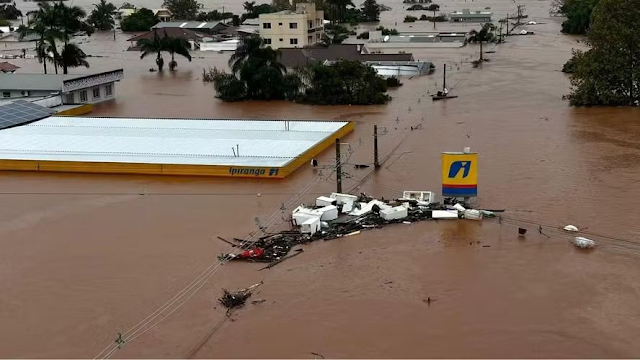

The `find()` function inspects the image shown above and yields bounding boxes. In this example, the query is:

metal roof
[0,100,54,129]
[0,117,350,167]
[0,74,66,91]
[151,21,227,30]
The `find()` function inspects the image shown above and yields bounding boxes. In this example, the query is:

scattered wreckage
[218,191,500,265]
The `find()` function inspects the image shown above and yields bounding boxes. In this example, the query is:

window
[106,84,113,96]
[279,38,283,42]
[264,38,272,45]
[308,21,313,28]
[263,22,271,29]
[290,38,298,45]
[2,92,10,98]
[92,87,100,99]
[80,90,88,102]
[279,22,282,26]
[289,22,297,29]
[65,94,74,104]
[308,36,312,43]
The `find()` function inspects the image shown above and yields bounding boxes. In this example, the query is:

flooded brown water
[2,0,640,358]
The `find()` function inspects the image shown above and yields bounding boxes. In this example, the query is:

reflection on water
[2,0,640,358]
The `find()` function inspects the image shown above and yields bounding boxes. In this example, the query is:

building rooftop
[151,21,228,30]
[127,28,205,42]
[278,44,413,68]
[0,69,124,91]
[0,117,354,177]
[0,61,20,73]
[450,9,493,16]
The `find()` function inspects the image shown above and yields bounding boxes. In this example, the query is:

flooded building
[127,28,203,50]
[278,44,414,68]
[365,31,467,49]
[259,2,324,49]
[151,21,230,35]
[0,118,353,178]
[449,9,493,22]
[0,69,124,105]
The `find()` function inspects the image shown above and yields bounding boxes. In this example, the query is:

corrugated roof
[278,44,414,68]
[0,74,65,91]
[151,21,227,30]
[0,117,350,167]
[127,28,205,42]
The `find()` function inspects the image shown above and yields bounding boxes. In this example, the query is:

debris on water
[571,236,596,249]
[219,281,263,310]
[483,245,491,247]
[518,228,527,236]
[251,299,266,305]
[564,225,579,232]
[219,191,504,267]
[311,352,325,359]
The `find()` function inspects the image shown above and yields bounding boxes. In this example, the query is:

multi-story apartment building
[259,3,324,49]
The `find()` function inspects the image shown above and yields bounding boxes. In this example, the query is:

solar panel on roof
[0,99,53,130]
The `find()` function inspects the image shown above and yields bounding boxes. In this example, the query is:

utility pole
[335,138,342,193]
[374,125,379,168]
[505,13,509,36]
[432,9,436,29]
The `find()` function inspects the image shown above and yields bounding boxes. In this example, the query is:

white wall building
[259,3,324,50]
[0,69,124,105]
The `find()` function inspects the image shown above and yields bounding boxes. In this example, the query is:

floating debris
[218,281,263,310]
[563,225,579,232]
[571,236,596,249]
[219,191,503,266]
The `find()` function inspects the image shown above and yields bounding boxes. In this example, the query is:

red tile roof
[0,62,20,72]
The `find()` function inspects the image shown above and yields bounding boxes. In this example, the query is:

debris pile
[571,236,596,249]
[218,281,263,310]
[219,191,503,265]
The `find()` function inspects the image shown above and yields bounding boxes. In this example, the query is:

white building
[0,69,124,105]
[259,3,324,49]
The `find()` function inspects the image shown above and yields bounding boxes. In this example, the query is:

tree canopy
[468,23,496,62]
[88,0,117,31]
[560,0,599,34]
[361,0,380,22]
[565,0,640,106]
[0,3,21,20]
[210,36,391,105]
[162,0,202,20]
[120,8,159,32]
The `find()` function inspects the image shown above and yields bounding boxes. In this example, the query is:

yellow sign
[441,152,478,197]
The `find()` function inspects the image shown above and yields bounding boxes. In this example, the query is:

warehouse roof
[0,117,351,168]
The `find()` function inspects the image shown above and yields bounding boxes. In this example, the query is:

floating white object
[432,210,459,219]
[316,205,339,221]
[343,230,361,237]
[342,200,354,213]
[380,206,408,221]
[301,217,321,235]
[316,196,336,207]
[402,221,412,224]
[572,236,596,249]
[563,225,579,232]
[401,191,435,204]
[350,200,390,216]
[330,193,358,205]
[453,203,466,212]
[463,209,483,220]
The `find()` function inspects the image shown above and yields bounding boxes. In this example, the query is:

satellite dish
[383,35,390,42]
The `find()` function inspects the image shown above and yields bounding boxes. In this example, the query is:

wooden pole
[336,138,342,193]
[374,125,379,168]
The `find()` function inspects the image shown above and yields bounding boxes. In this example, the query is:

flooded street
[1,0,640,358]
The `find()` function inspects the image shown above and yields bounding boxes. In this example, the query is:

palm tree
[54,2,94,74]
[165,35,192,71]
[138,31,166,71]
[228,35,285,76]
[468,23,497,62]
[58,43,90,71]
[88,0,117,31]
[243,1,256,13]
[17,3,62,74]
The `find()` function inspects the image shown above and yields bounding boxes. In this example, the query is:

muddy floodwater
[1,0,640,358]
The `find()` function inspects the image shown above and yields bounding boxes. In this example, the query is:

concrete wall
[1,90,56,99]
[259,5,323,49]
[64,82,116,105]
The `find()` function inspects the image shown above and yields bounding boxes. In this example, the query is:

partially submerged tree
[120,8,159,31]
[0,3,22,20]
[162,0,202,20]
[468,23,496,62]
[16,2,63,74]
[88,0,117,31]
[559,0,599,35]
[138,31,166,71]
[164,35,192,71]
[565,0,640,106]
[58,43,90,71]
[361,0,380,22]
